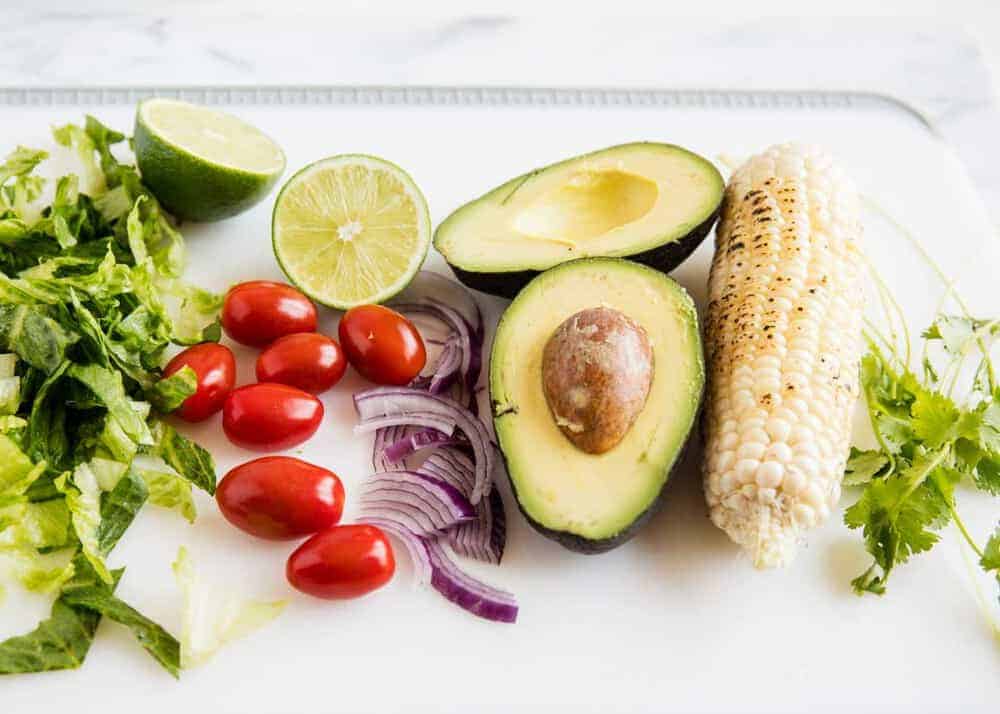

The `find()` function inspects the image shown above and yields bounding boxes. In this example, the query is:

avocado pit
[541,306,654,455]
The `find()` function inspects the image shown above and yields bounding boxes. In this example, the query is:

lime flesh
[134,98,285,222]
[272,155,431,309]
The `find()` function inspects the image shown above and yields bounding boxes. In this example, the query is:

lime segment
[134,98,285,222]
[272,155,431,309]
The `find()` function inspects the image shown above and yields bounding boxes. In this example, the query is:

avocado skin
[448,208,719,300]
[495,403,701,554]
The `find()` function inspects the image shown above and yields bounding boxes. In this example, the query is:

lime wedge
[272,155,431,309]
[134,98,286,222]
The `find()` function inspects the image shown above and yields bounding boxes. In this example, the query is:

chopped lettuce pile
[0,117,227,677]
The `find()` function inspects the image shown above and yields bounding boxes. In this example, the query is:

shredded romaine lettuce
[0,115,221,677]
[172,547,285,669]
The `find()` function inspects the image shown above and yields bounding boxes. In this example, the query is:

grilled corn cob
[703,143,864,568]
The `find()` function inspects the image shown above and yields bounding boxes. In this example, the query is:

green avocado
[435,142,723,299]
[490,258,705,553]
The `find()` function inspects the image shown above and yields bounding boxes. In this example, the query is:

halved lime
[272,155,431,309]
[134,98,286,222]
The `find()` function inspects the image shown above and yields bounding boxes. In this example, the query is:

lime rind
[137,98,285,177]
[271,154,431,310]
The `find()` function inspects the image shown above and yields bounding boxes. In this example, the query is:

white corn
[703,143,865,568]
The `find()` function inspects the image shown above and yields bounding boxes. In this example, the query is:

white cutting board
[1,88,997,714]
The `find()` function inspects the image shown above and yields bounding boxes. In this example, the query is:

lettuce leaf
[0,546,75,594]
[147,365,196,414]
[172,546,285,669]
[56,464,112,584]
[0,304,79,375]
[96,468,148,553]
[60,583,181,678]
[0,433,45,499]
[0,556,120,674]
[0,499,71,548]
[53,124,103,196]
[138,468,196,523]
[66,363,153,446]
[146,420,216,495]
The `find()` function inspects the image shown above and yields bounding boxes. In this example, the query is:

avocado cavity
[511,170,659,244]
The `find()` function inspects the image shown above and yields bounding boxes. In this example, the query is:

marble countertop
[2,11,998,223]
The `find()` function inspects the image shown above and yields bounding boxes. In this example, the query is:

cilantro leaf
[911,390,960,449]
[845,449,951,592]
[843,448,889,487]
[982,525,1000,574]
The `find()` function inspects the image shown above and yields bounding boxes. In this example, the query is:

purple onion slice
[382,428,459,464]
[358,470,475,535]
[425,537,518,624]
[354,387,494,504]
[416,447,476,499]
[358,515,432,585]
[357,514,518,623]
[448,484,506,565]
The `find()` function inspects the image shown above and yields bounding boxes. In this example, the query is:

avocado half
[435,142,723,299]
[490,258,705,553]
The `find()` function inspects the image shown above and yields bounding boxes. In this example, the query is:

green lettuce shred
[0,115,222,678]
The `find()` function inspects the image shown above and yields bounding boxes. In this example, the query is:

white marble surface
[0,11,997,223]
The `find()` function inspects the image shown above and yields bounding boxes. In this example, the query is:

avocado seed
[541,306,654,454]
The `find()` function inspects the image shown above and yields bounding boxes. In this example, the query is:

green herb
[847,208,1000,611]
[0,117,224,677]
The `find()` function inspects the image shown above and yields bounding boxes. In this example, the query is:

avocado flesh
[490,258,704,552]
[436,143,723,299]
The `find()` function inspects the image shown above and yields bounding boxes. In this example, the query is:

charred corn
[703,143,865,568]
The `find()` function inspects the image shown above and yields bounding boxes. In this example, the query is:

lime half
[272,155,431,309]
[134,98,286,222]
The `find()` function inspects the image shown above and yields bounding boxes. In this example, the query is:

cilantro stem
[863,196,997,394]
[950,504,985,559]
[860,336,898,474]
[860,250,910,369]
[894,447,949,513]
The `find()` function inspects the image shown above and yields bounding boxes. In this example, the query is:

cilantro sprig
[846,214,1000,604]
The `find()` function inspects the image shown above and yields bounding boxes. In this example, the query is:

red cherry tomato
[286,524,395,599]
[338,305,426,385]
[222,383,323,451]
[222,280,317,347]
[216,456,345,540]
[162,343,236,422]
[255,333,347,394]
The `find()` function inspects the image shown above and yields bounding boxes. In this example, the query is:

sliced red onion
[393,271,483,335]
[428,339,463,395]
[382,428,459,464]
[354,388,494,504]
[358,470,475,535]
[416,447,476,499]
[392,271,484,410]
[425,537,518,623]
[448,484,506,565]
[360,514,518,623]
[372,425,408,472]
[359,516,431,585]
